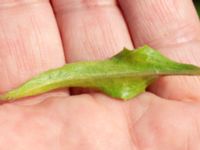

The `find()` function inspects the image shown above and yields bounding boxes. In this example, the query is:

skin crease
[0,0,200,149]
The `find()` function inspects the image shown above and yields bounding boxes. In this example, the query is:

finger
[51,0,133,62]
[0,1,66,95]
[51,0,133,95]
[119,0,200,101]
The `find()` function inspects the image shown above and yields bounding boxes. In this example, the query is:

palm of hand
[0,0,200,149]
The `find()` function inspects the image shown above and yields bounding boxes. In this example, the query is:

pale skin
[0,0,200,149]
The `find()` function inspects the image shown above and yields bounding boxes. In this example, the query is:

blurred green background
[194,0,200,16]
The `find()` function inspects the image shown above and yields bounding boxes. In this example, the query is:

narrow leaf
[1,45,200,101]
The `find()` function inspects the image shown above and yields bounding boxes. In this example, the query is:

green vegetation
[1,46,200,101]
[194,0,200,16]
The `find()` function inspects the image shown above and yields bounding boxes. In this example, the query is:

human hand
[0,0,200,149]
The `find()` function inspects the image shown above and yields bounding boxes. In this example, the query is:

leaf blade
[1,45,200,101]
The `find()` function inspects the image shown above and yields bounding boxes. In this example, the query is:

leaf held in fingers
[1,45,200,101]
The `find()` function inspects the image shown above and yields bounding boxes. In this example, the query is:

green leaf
[1,45,200,101]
